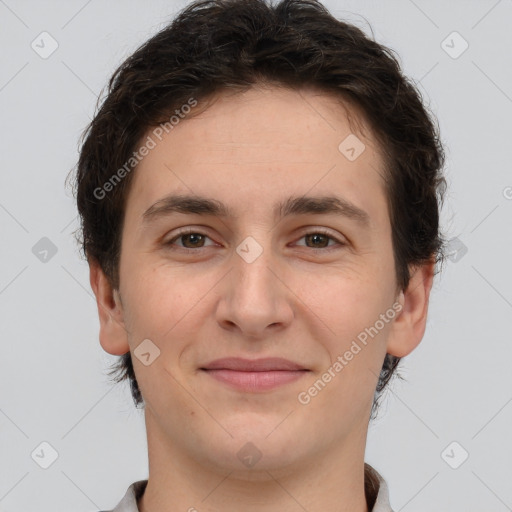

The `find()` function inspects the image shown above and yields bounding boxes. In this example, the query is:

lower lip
[202,369,308,392]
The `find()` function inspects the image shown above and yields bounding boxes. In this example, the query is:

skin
[90,84,434,512]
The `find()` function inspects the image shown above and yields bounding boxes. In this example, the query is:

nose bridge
[234,234,277,310]
[216,232,293,337]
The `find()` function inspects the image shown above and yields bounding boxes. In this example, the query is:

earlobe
[89,259,130,356]
[386,261,435,358]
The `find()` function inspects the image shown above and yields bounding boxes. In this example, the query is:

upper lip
[201,357,308,371]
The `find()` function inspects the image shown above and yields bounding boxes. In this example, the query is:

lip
[200,357,310,392]
[201,357,307,371]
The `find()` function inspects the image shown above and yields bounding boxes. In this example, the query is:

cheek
[302,267,392,335]
[121,258,194,331]
[306,270,396,389]
[303,306,392,425]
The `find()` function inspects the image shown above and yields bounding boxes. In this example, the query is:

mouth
[200,357,310,392]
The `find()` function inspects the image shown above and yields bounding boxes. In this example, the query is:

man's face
[102,86,410,474]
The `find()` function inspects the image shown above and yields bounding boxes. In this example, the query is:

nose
[215,239,294,340]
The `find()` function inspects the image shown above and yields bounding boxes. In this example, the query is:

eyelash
[164,228,346,253]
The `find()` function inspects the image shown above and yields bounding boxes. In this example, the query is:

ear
[386,261,435,358]
[89,259,130,355]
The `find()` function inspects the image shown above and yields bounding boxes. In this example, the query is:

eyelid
[292,227,347,250]
[164,227,218,248]
[164,226,347,251]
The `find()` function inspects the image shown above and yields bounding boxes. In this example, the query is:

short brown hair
[73,0,447,418]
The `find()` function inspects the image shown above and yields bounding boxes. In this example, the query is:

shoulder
[99,479,148,512]
[364,463,394,512]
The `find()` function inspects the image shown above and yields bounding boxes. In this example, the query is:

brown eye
[165,229,215,251]
[178,233,206,248]
[295,229,346,251]
[304,233,331,248]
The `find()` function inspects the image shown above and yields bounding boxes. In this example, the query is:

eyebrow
[142,194,371,227]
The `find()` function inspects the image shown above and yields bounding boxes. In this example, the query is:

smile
[200,357,310,392]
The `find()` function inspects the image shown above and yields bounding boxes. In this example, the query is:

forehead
[126,85,388,226]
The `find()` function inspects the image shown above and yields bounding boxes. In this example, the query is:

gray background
[1,0,511,511]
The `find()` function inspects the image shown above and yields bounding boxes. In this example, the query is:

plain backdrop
[1,1,511,511]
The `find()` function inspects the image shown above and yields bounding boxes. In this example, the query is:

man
[74,0,446,510]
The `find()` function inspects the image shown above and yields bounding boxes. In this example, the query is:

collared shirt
[100,463,394,512]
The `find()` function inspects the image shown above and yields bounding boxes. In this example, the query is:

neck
[138,410,370,512]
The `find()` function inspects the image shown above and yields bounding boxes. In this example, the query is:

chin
[200,441,305,479]
[191,418,307,474]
